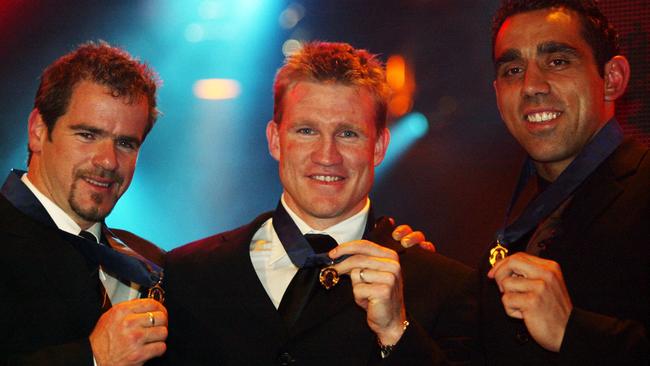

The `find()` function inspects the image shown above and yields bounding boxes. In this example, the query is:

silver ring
[147,312,155,327]
[359,268,367,283]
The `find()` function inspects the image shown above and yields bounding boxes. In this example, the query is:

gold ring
[359,268,367,283]
[147,312,155,327]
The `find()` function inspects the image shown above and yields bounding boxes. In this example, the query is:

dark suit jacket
[478,139,650,365]
[0,172,164,366]
[159,212,478,366]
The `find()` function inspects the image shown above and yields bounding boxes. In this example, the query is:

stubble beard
[68,169,122,223]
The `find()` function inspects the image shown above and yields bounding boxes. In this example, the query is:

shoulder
[109,228,166,267]
[166,211,273,263]
[401,246,474,282]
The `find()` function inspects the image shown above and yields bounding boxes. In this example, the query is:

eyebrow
[537,41,579,57]
[494,49,521,71]
[70,123,142,146]
[494,41,580,72]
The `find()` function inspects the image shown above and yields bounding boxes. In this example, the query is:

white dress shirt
[250,195,370,308]
[21,174,140,304]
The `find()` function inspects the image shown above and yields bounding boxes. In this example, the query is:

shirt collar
[21,173,102,239]
[280,194,370,245]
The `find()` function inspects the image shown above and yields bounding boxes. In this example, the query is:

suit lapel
[203,213,288,337]
[1,177,102,326]
[563,141,642,235]
[9,211,102,329]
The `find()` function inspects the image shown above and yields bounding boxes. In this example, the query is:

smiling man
[0,43,167,365]
[479,1,649,365]
[159,42,477,365]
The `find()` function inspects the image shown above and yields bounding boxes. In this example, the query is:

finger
[143,325,169,344]
[351,268,397,287]
[330,240,398,261]
[399,231,425,248]
[501,291,533,319]
[141,310,168,328]
[116,298,166,315]
[351,281,393,305]
[499,275,545,294]
[137,340,167,361]
[331,254,400,277]
[418,241,436,252]
[391,225,413,241]
[491,254,542,283]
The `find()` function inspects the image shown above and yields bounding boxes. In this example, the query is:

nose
[522,64,550,97]
[92,140,118,171]
[311,136,343,166]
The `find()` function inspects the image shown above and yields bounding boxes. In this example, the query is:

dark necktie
[79,230,112,312]
[277,234,338,327]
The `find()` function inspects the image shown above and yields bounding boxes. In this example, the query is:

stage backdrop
[0,0,646,267]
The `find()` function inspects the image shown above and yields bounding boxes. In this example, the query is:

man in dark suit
[0,42,168,365]
[160,42,477,365]
[479,1,649,364]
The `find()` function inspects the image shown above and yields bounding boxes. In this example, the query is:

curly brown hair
[273,41,390,132]
[34,41,160,141]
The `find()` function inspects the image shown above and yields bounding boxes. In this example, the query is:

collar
[280,194,369,245]
[266,195,370,266]
[20,173,101,238]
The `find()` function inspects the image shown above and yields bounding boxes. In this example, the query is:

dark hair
[491,0,620,75]
[31,41,159,160]
[273,41,390,132]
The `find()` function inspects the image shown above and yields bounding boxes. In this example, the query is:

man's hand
[329,240,407,345]
[390,221,436,252]
[488,252,572,352]
[90,298,168,366]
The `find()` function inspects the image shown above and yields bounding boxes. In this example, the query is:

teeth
[85,178,110,188]
[526,111,560,123]
[312,175,342,182]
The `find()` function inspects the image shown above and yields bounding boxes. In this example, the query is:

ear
[603,55,630,102]
[266,120,281,162]
[373,127,390,167]
[28,109,48,155]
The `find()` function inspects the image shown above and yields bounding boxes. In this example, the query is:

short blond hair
[273,41,390,132]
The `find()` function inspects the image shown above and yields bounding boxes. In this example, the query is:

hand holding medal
[487,252,573,352]
[326,239,409,347]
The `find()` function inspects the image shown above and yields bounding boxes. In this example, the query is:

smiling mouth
[310,175,343,183]
[83,177,113,189]
[525,111,562,123]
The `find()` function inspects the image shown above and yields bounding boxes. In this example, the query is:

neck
[282,195,368,231]
[26,166,95,230]
[533,159,571,182]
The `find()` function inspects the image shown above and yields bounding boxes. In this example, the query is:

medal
[147,273,165,303]
[319,267,339,290]
[489,240,508,267]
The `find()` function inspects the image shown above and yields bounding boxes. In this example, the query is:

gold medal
[489,240,508,267]
[319,267,339,290]
[147,274,165,303]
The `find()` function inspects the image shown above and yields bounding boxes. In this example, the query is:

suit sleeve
[558,307,649,366]
[377,267,481,366]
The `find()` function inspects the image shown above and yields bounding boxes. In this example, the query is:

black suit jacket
[159,211,478,365]
[478,139,650,365]
[0,172,164,366]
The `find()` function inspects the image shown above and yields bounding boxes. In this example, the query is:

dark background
[1,0,647,267]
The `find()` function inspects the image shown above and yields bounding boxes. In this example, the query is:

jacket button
[277,352,295,365]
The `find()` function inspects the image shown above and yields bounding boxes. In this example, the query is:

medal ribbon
[272,201,338,268]
[496,119,624,246]
[1,170,162,288]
